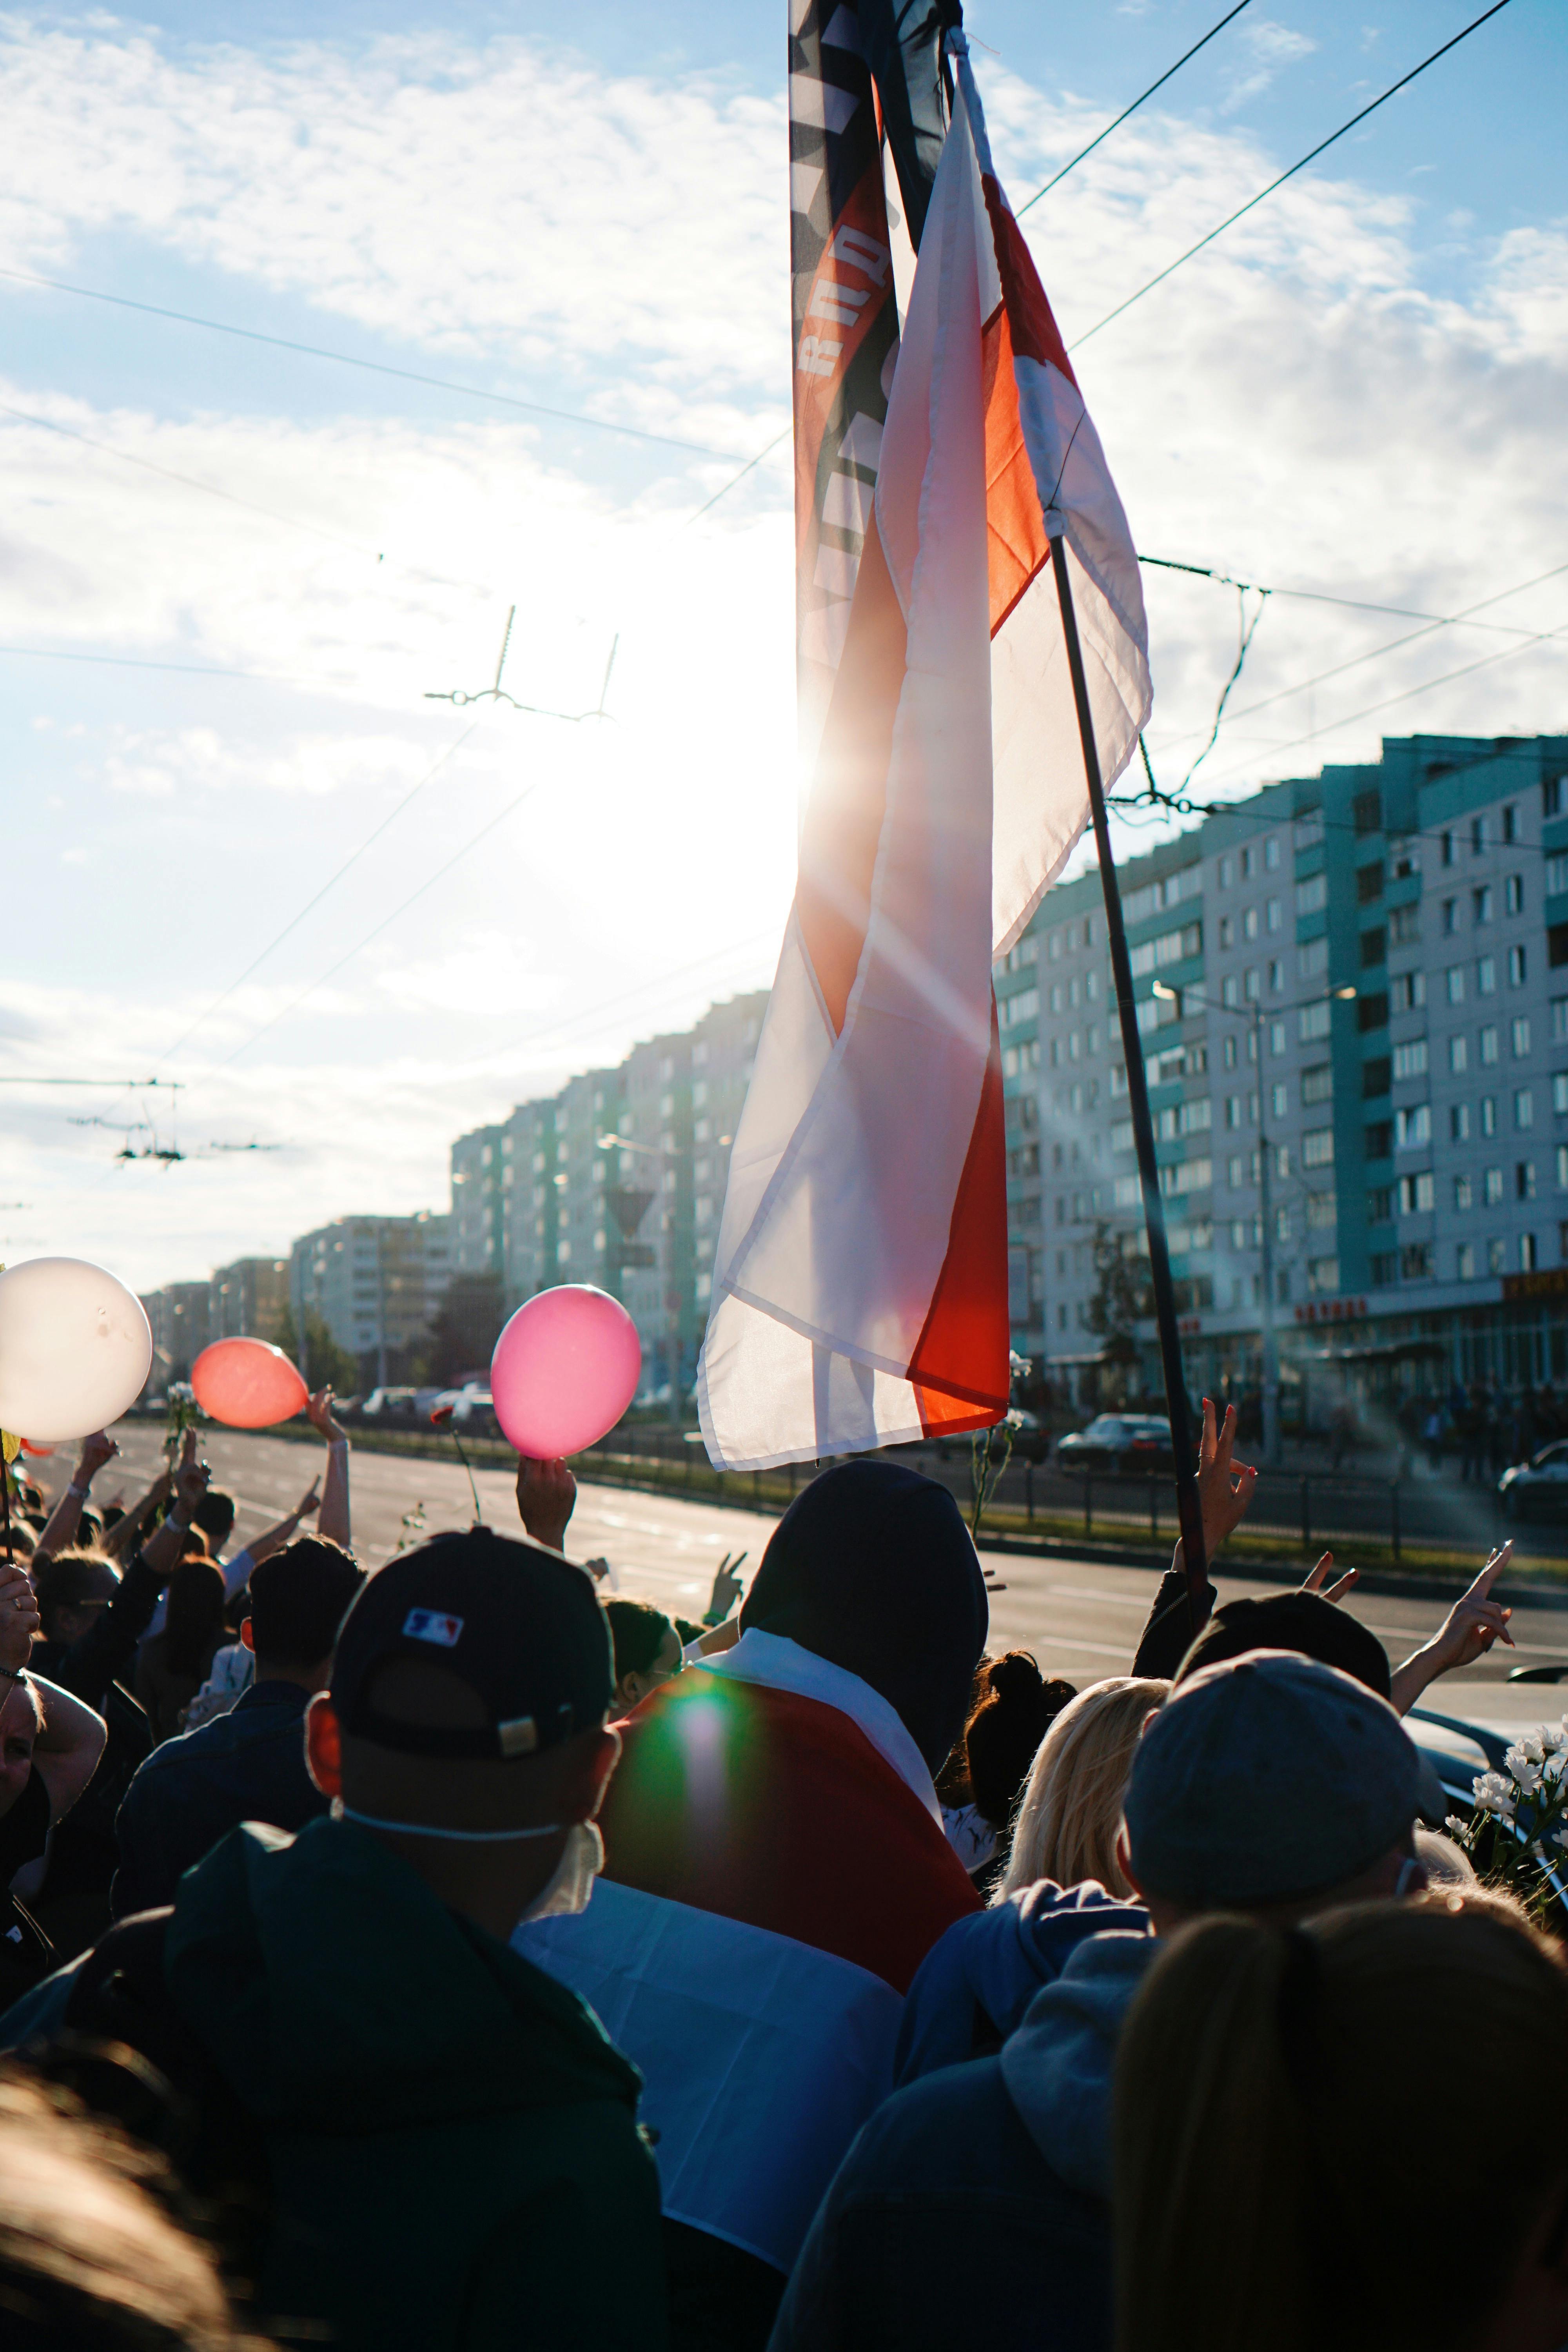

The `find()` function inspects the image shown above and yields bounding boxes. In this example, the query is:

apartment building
[289,1212,452,1386]
[1003,731,1568,1410]
[449,990,767,1397]
[138,1280,214,1385]
[210,1256,290,1345]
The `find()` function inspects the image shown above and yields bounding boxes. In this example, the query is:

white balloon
[0,1258,153,1443]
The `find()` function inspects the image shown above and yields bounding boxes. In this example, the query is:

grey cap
[1124,1648,1426,1909]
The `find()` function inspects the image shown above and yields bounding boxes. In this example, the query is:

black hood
[740,1460,987,1773]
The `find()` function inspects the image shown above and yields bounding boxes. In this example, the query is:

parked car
[1498,1442,1568,1522]
[1053,1413,1175,1478]
[360,1387,418,1423]
[449,1385,499,1437]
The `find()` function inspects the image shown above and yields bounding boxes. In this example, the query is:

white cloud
[0,16,1562,1283]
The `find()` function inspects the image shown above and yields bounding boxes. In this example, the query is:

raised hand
[0,1563,40,1675]
[76,1430,119,1485]
[516,1457,576,1553]
[706,1552,748,1625]
[1196,1398,1257,1558]
[306,1387,347,1444]
[1300,1551,1359,1605]
[170,1427,211,1525]
[1389,1544,1515,1715]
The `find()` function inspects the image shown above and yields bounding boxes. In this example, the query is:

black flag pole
[1047,529,1208,1626]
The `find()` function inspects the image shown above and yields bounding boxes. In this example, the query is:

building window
[1558,1145,1568,1192]
[1400,1244,1434,1281]
[1517,1089,1535,1130]
[1441,896,1457,933]
[1518,1161,1537,1201]
[1301,1065,1332,1105]
[1472,817,1488,855]
[1389,905,1421,946]
[1509,945,1528,987]
[1295,874,1328,917]
[1302,1128,1335,1169]
[1546,777,1565,818]
[1394,1105,1430,1150]
[1266,897,1281,932]
[1307,1257,1340,1295]
[1513,1017,1532,1058]
[1222,975,1240,1008]
[1370,1252,1398,1286]
[1446,966,1465,1004]
[1356,863,1384,905]
[1455,1173,1474,1211]
[1474,886,1494,925]
[1450,1036,1468,1075]
[1481,1026,1499,1066]
[1482,1096,1499,1137]
[1299,1000,1330,1042]
[1398,1172,1435,1214]
[1522,1233,1538,1272]
[1391,974,1425,1013]
[1503,803,1518,845]
[1456,1241,1476,1280]
[1507,875,1525,916]
[1353,789,1382,835]
[1270,1083,1288,1118]
[1298,936,1329,980]
[1483,1167,1504,1207]
[1393,1040,1428,1081]
[1243,906,1259,941]
[1220,855,1234,889]
[1452,1103,1471,1142]
[1488,1238,1508,1274]
[1556,1074,1568,1114]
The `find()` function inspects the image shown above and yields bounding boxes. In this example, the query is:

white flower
[1445,1815,1471,1840]
[1505,1745,1543,1793]
[1546,1748,1568,1782]
[1553,1825,1568,1851]
[1525,1731,1550,1763]
[1475,1771,1517,1817]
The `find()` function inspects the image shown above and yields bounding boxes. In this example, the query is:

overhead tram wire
[158,719,485,1066]
[1142,554,1568,753]
[1068,0,1516,350]
[184,771,561,1089]
[0,263,753,463]
[1015,0,1254,217]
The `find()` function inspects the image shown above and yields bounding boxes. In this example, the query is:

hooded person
[767,1649,1440,2352]
[0,1529,664,2352]
[519,1459,987,2352]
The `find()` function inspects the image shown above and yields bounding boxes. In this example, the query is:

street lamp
[1152,978,1356,1468]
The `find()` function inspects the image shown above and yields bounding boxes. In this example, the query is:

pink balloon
[490,1285,642,1459]
[192,1338,309,1430]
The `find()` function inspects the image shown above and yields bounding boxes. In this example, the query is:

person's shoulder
[838,2055,1046,2201]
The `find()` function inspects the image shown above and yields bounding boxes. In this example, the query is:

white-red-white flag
[698,39,1151,1470]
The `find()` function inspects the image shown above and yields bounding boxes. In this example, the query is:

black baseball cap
[330,1529,613,1762]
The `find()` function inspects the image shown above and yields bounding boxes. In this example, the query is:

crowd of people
[0,1393,1559,2348]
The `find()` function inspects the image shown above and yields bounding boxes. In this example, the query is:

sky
[0,0,1564,1292]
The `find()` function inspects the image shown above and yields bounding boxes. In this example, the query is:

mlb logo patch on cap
[403,1608,464,1648]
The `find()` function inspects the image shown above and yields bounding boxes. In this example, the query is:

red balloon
[192,1338,309,1430]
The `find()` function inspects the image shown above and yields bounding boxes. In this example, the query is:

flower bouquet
[1446,1719,1568,1922]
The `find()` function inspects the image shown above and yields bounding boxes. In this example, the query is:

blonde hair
[996,1676,1168,1901]
[0,2065,263,2347]
[1113,1902,1568,2352]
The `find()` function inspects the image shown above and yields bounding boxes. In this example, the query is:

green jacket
[165,1817,664,2350]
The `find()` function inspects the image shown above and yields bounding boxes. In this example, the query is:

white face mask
[520,1819,604,1923]
[334,1798,604,1920]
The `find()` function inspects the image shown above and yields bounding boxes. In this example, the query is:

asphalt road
[83,1426,1568,1740]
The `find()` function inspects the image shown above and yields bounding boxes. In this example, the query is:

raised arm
[1389,1547,1515,1716]
[33,1430,119,1561]
[103,1464,172,1561]
[245,1483,321,1568]
[134,1428,212,1587]
[305,1387,352,1551]
[516,1457,576,1554]
[1132,1400,1257,1679]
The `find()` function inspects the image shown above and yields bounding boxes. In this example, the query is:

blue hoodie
[769,1930,1155,2352]
[895,1877,1149,2085]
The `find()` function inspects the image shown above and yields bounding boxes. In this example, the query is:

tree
[424,1273,507,1388]
[276,1305,358,1394]
[1084,1221,1148,1405]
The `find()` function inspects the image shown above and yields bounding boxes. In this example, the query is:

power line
[1138,552,1562,634]
[0,262,758,462]
[1016,0,1254,217]
[186,771,554,1085]
[1146,556,1568,753]
[1069,0,1515,349]
[687,428,791,525]
[160,721,485,1065]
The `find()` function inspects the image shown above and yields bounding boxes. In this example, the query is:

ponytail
[1115,1902,1568,2352]
[1113,1916,1310,2352]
